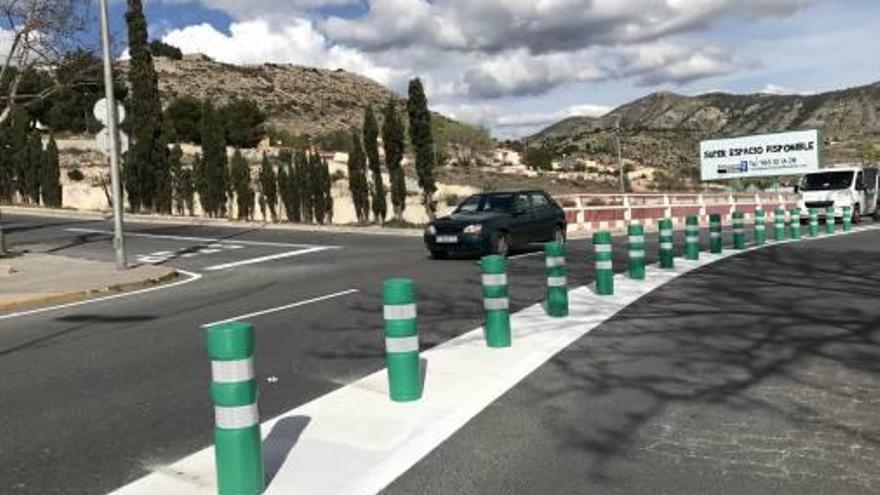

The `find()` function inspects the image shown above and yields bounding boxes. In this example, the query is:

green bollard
[545,242,569,317]
[826,206,837,234]
[789,208,802,240]
[774,207,786,241]
[754,208,766,246]
[206,322,265,495]
[685,215,700,260]
[709,214,723,254]
[627,223,646,280]
[658,218,674,269]
[843,206,852,232]
[383,278,422,402]
[809,208,820,237]
[481,255,511,348]
[732,211,746,249]
[593,231,614,295]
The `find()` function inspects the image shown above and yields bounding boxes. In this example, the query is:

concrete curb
[2,206,423,237]
[0,268,178,312]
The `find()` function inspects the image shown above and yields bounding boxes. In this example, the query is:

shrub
[67,168,85,182]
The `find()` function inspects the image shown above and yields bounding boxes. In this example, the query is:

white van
[796,166,879,223]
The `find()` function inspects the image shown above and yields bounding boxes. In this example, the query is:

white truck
[796,165,879,223]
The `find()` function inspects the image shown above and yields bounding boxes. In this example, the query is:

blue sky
[96,0,880,138]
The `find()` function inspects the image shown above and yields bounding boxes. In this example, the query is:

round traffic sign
[96,128,130,156]
[93,98,126,125]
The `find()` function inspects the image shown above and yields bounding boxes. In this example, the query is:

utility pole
[614,117,625,193]
[98,0,126,270]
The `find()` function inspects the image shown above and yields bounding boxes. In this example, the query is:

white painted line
[66,228,337,249]
[109,224,880,495]
[196,248,222,255]
[507,251,543,260]
[0,270,203,321]
[200,289,359,328]
[203,247,331,271]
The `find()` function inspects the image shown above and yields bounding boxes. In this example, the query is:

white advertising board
[700,129,822,181]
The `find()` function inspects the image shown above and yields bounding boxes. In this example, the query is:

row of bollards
[202,205,857,495]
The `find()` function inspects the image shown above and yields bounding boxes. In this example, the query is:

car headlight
[426,225,437,235]
[463,224,483,235]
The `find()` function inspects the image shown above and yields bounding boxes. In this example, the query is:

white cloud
[760,83,814,96]
[161,18,402,86]
[434,101,613,138]
[614,42,737,86]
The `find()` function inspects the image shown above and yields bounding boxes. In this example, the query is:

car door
[508,193,535,246]
[528,192,556,241]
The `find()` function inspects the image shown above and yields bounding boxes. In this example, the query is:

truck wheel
[853,205,862,224]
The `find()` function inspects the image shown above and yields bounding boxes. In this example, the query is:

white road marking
[197,248,222,255]
[0,270,203,321]
[203,247,331,271]
[507,251,543,259]
[200,289,359,327]
[66,228,335,249]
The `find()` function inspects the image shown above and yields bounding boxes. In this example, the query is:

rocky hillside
[117,54,396,138]
[528,81,880,165]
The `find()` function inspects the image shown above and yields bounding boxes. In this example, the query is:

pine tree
[125,0,169,213]
[169,144,185,215]
[348,131,370,223]
[258,152,278,222]
[41,136,62,208]
[407,78,437,219]
[199,101,228,217]
[296,150,313,223]
[364,106,387,224]
[382,99,407,221]
[230,149,253,221]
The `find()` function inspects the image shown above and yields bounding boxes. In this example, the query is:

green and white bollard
[658,218,674,269]
[685,215,700,260]
[809,208,820,237]
[754,209,766,246]
[545,241,569,317]
[206,322,265,495]
[627,223,646,280]
[593,231,614,295]
[481,255,511,348]
[774,207,786,241]
[709,214,723,254]
[843,206,852,232]
[383,278,422,402]
[826,206,836,234]
[789,208,802,240]
[732,211,746,250]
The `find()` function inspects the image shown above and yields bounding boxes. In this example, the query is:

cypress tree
[382,99,407,221]
[296,150,313,223]
[322,156,334,223]
[407,78,437,219]
[10,107,30,202]
[41,136,62,208]
[310,152,323,224]
[347,131,370,223]
[258,152,278,222]
[364,106,387,224]
[125,0,169,213]
[179,166,195,216]
[230,149,253,221]
[25,132,42,205]
[0,118,15,202]
[192,152,205,214]
[276,155,291,222]
[169,144,185,215]
[199,101,227,218]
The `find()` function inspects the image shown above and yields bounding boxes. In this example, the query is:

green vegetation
[230,149,255,220]
[525,147,553,171]
[258,153,278,221]
[347,130,370,223]
[407,78,437,219]
[198,101,228,217]
[363,106,386,224]
[382,100,407,221]
[149,40,183,60]
[41,136,62,208]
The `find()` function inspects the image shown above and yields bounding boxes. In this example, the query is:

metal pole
[98,0,126,270]
[615,117,624,193]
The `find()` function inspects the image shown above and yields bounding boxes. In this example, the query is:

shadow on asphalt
[527,238,880,487]
[263,415,311,484]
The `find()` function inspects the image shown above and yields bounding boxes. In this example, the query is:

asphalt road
[3,212,874,494]
[386,226,880,494]
[0,212,687,494]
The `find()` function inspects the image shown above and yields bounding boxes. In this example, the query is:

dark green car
[424,189,567,259]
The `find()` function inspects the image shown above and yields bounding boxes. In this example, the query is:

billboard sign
[700,129,822,181]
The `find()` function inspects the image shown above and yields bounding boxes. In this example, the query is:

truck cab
[796,165,879,223]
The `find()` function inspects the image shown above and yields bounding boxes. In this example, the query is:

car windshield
[801,171,854,191]
[455,194,515,213]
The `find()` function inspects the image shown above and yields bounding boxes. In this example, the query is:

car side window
[530,192,550,209]
[515,194,531,212]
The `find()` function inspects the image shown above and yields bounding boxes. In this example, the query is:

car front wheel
[491,232,511,257]
[553,226,566,244]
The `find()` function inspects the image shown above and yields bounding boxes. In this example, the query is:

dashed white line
[201,289,360,327]
[203,247,331,271]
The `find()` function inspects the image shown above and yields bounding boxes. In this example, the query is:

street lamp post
[98,0,126,270]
